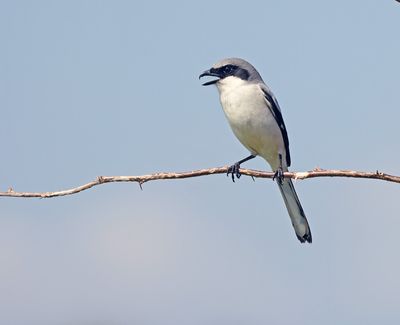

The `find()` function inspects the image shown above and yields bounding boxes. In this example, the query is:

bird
[199,58,312,243]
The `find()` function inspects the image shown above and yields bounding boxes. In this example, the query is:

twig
[1,167,399,198]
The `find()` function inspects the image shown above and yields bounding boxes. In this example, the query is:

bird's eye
[223,65,237,76]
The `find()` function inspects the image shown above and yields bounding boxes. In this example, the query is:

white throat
[216,76,248,95]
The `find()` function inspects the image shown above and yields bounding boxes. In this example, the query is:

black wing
[261,86,291,167]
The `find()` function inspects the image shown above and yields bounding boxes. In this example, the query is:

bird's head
[199,58,263,86]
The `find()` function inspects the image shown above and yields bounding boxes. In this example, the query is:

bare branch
[1,167,399,198]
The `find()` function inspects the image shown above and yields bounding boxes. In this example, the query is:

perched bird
[199,58,312,243]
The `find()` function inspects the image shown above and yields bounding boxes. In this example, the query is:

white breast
[216,77,286,170]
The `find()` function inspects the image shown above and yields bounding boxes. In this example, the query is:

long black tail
[277,178,312,243]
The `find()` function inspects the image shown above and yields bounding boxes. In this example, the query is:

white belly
[217,78,286,170]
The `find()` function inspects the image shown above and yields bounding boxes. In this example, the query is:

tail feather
[277,178,312,243]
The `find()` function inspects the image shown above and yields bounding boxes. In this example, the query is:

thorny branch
[1,167,399,198]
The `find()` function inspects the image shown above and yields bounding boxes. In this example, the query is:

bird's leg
[227,154,256,182]
[273,154,284,185]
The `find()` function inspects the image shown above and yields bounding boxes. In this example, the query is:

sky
[1,0,400,324]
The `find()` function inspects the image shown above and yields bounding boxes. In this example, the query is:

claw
[273,167,284,185]
[227,163,241,182]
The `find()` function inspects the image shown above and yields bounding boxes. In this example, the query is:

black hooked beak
[199,69,221,86]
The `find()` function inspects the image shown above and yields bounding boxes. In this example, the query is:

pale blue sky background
[1,1,400,324]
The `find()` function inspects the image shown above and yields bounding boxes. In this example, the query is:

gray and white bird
[199,58,312,243]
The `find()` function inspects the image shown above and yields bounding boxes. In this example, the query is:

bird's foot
[273,167,284,185]
[227,163,241,182]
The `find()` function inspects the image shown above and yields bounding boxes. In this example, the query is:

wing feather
[260,86,291,167]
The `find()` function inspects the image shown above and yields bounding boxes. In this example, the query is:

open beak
[199,69,220,86]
